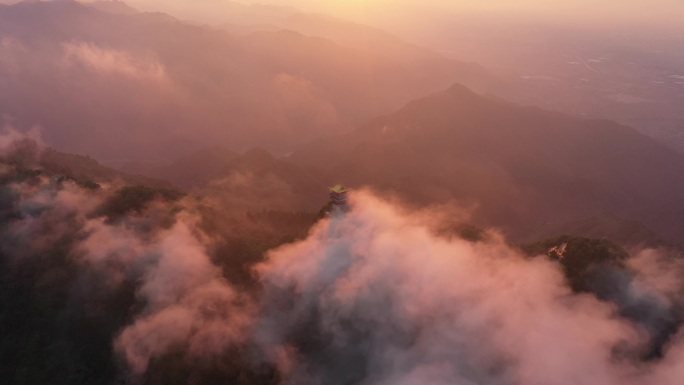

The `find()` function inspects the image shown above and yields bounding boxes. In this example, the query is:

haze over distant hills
[0,0,497,161]
[388,15,684,152]
[67,1,684,155]
[146,0,684,154]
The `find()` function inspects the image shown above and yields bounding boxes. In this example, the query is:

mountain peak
[86,0,138,15]
[445,83,478,98]
[393,83,486,124]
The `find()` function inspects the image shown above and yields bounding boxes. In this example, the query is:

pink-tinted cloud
[254,192,669,384]
[61,41,167,81]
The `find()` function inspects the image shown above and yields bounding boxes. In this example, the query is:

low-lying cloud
[1,175,251,376]
[256,193,644,385]
[3,131,684,383]
[108,218,254,374]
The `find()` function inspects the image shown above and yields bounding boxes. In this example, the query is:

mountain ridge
[288,83,684,245]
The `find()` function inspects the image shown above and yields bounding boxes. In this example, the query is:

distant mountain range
[287,84,684,244]
[137,84,676,246]
[0,0,498,160]
[132,83,684,246]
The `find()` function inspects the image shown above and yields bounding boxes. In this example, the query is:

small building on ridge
[329,184,349,206]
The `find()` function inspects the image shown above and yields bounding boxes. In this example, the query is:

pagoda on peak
[329,184,349,206]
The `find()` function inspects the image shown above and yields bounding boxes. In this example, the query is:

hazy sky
[116,0,684,26]
[0,0,680,28]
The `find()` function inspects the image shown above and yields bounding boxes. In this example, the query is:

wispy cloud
[61,41,167,81]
